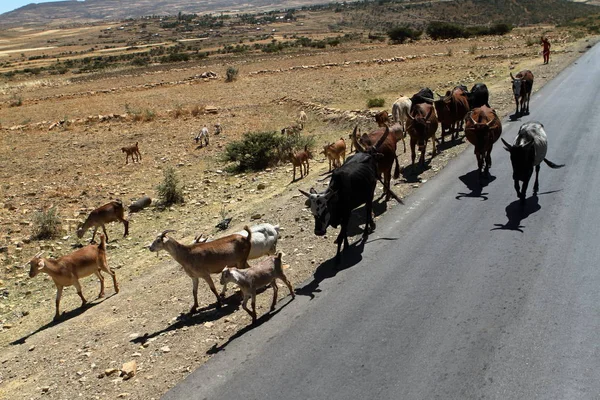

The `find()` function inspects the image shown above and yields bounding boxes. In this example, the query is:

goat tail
[243,225,252,244]
[543,158,565,169]
[275,252,284,273]
[393,156,400,179]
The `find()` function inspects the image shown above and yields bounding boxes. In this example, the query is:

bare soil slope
[0,24,597,399]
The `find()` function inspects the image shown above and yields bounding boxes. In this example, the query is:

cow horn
[486,117,496,126]
[298,189,311,198]
[510,72,515,81]
[374,126,390,150]
[421,97,435,103]
[352,125,365,153]
[501,138,512,151]
[469,112,476,125]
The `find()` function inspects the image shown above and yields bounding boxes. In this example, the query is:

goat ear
[37,260,45,270]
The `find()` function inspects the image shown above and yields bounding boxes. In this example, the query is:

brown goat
[322,138,347,171]
[220,253,294,324]
[290,145,312,181]
[148,228,252,312]
[77,200,129,243]
[121,142,141,164]
[26,234,118,320]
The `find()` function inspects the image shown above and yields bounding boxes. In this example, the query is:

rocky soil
[0,25,596,400]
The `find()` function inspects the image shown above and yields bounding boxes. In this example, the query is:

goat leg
[190,277,200,313]
[95,271,106,298]
[102,225,109,243]
[270,282,278,311]
[241,294,254,321]
[54,286,64,320]
[74,280,87,307]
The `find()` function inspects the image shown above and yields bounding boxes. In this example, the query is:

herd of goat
[22,69,564,325]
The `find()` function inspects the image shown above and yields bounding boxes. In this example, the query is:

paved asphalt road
[163,43,600,400]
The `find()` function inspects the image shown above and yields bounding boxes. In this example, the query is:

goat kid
[321,138,347,172]
[26,234,118,320]
[77,200,129,243]
[121,142,141,164]
[148,228,252,313]
[290,145,313,181]
[220,253,294,324]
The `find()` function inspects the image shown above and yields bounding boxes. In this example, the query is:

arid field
[0,7,598,399]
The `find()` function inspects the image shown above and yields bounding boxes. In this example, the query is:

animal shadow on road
[130,293,242,345]
[456,169,496,200]
[401,162,431,183]
[9,296,112,345]
[346,201,387,237]
[491,195,541,232]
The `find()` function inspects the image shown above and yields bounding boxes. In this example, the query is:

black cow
[410,88,435,112]
[300,128,389,263]
[466,83,490,109]
[501,121,564,204]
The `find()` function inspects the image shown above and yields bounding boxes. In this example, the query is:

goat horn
[160,229,176,238]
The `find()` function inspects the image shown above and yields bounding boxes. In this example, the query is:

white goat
[220,253,294,323]
[25,234,118,320]
[149,228,252,313]
[193,223,280,260]
[298,110,308,124]
[194,126,209,147]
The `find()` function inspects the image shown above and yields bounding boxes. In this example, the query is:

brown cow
[464,106,502,180]
[352,125,399,201]
[375,110,406,153]
[434,86,470,144]
[510,70,534,117]
[322,138,346,171]
[406,103,439,167]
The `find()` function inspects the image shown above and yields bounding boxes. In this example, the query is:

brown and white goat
[281,122,304,137]
[290,145,312,181]
[148,228,252,313]
[77,200,129,243]
[220,253,294,324]
[121,142,141,164]
[26,234,118,320]
[322,138,346,171]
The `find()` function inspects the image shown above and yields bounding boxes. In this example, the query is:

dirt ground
[0,23,597,399]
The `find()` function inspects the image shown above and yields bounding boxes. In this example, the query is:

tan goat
[77,200,129,243]
[290,145,312,181]
[220,253,294,324]
[322,138,346,171]
[26,234,118,320]
[148,227,252,313]
[121,142,141,164]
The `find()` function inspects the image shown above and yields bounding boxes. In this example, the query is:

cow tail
[543,158,565,169]
[393,155,400,179]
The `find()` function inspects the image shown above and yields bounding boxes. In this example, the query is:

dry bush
[190,105,203,117]
[32,206,61,240]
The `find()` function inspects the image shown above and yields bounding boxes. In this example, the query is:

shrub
[387,25,422,44]
[367,98,385,108]
[225,66,238,82]
[9,94,22,107]
[32,206,61,240]
[427,21,466,40]
[469,44,477,54]
[224,131,315,172]
[157,166,184,206]
[190,104,202,117]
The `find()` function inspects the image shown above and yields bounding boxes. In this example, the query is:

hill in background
[0,0,598,28]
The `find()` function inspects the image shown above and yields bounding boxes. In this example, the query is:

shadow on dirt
[456,169,497,200]
[131,293,243,345]
[9,295,113,345]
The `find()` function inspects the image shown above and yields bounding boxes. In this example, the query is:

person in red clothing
[541,37,551,64]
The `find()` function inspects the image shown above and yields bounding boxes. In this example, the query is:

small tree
[157,166,184,206]
[387,26,422,44]
[225,66,238,82]
[32,206,61,240]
